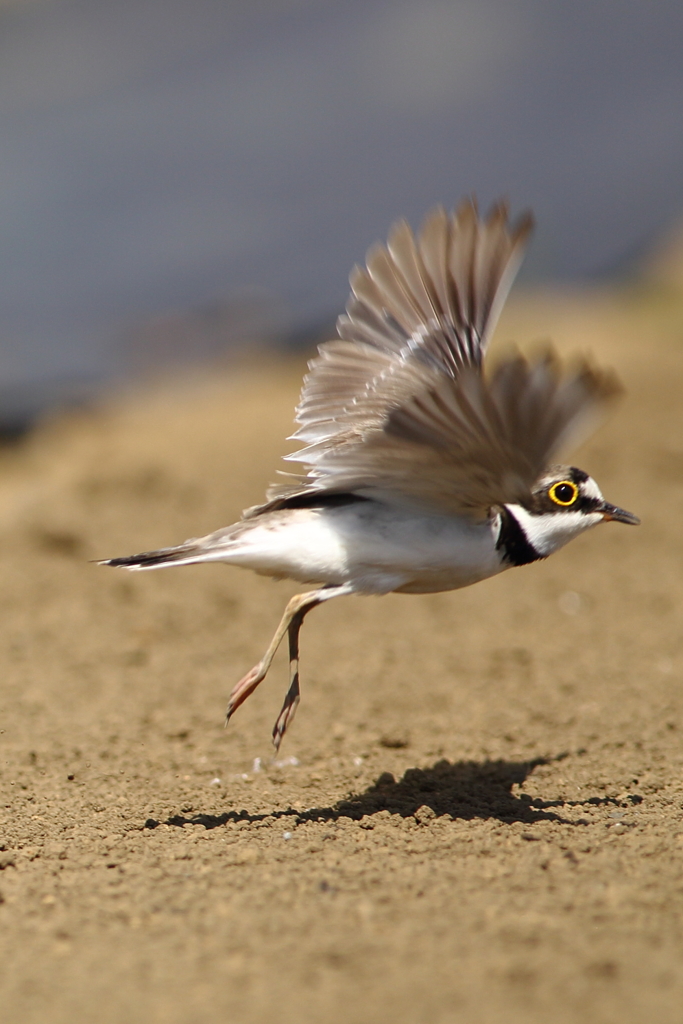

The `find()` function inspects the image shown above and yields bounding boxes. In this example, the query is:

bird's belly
[333,504,505,593]
[226,503,504,594]
[224,509,353,586]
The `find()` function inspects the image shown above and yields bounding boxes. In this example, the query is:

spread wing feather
[247,199,619,520]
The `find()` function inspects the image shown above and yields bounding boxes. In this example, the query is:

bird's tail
[98,539,209,571]
[97,519,251,571]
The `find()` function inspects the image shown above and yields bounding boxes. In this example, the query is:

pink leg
[271,603,308,751]
[225,585,351,736]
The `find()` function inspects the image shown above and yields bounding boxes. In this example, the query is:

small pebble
[273,756,299,768]
[558,591,581,616]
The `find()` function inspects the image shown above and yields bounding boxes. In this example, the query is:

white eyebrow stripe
[579,476,603,501]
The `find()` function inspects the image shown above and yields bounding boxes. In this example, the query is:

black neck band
[496,507,544,567]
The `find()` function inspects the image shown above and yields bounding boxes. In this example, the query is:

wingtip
[513,208,535,243]
[451,195,534,242]
[454,194,478,218]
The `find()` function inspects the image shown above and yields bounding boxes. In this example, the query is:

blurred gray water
[1,0,682,426]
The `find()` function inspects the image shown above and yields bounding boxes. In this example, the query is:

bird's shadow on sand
[150,753,610,831]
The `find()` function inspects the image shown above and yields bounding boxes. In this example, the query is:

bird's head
[505,465,639,558]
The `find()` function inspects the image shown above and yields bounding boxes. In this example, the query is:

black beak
[598,501,640,525]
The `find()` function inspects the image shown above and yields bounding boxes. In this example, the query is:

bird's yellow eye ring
[548,480,579,506]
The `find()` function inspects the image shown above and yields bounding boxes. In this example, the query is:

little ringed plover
[102,199,639,748]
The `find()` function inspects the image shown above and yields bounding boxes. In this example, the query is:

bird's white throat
[505,504,604,557]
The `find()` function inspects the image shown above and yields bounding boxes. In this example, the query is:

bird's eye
[548,480,579,506]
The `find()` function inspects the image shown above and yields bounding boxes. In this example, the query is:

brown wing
[249,200,618,520]
[313,351,620,516]
[290,199,532,451]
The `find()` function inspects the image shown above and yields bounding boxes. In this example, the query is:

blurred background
[1,0,682,432]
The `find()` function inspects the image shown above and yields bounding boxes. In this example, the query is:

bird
[101,198,639,749]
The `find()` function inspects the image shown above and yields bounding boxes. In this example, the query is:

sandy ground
[0,278,682,1024]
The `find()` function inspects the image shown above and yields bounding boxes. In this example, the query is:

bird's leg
[271,583,353,748]
[225,592,320,724]
[225,585,350,730]
[270,603,309,751]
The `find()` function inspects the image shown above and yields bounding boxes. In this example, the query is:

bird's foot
[271,673,300,752]
[225,662,265,724]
